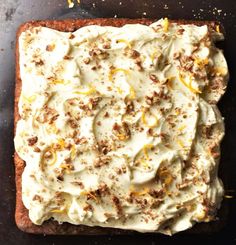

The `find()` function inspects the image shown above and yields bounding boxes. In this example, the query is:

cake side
[14,18,228,234]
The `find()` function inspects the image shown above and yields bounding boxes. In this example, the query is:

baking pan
[0,0,235,244]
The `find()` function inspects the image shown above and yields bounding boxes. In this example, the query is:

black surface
[0,0,235,244]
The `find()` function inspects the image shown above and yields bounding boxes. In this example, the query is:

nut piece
[112,122,131,141]
[27,136,38,146]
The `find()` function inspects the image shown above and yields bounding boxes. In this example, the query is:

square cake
[14,18,228,234]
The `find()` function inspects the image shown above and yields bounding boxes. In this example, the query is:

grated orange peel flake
[51,208,67,213]
[141,110,159,128]
[116,39,132,49]
[22,94,37,103]
[50,79,71,85]
[142,144,154,160]
[46,124,59,134]
[178,125,186,132]
[163,17,169,32]
[74,84,96,95]
[159,169,173,185]
[128,85,136,99]
[150,50,160,62]
[178,72,201,94]
[166,76,176,89]
[81,191,99,203]
[131,187,150,196]
[194,58,209,69]
[109,68,130,81]
[70,144,77,160]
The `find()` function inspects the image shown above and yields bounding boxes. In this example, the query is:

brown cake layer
[14,18,227,234]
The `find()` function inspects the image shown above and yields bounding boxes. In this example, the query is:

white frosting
[14,19,228,234]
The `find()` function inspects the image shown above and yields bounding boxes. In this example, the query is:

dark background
[0,0,235,244]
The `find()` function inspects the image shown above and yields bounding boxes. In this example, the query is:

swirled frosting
[14,19,228,234]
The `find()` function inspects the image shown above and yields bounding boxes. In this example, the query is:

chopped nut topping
[33,194,43,203]
[89,48,109,59]
[69,33,75,39]
[64,55,73,60]
[27,136,38,146]
[149,74,159,83]
[94,155,111,168]
[176,28,185,35]
[83,57,91,64]
[130,49,140,59]
[33,146,41,152]
[46,44,55,51]
[71,181,84,188]
[112,122,131,141]
[125,99,135,114]
[102,43,111,49]
[148,189,164,199]
[112,196,123,215]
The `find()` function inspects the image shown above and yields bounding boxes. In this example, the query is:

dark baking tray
[0,0,235,244]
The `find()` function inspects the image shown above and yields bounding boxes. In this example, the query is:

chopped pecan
[125,99,134,114]
[148,189,164,199]
[34,59,44,66]
[99,140,112,155]
[67,119,78,129]
[130,49,140,59]
[149,74,159,83]
[112,122,131,141]
[89,48,109,59]
[64,55,73,60]
[71,181,84,188]
[134,57,143,71]
[209,144,220,158]
[102,43,111,49]
[83,203,93,212]
[94,155,111,168]
[33,146,41,152]
[145,91,161,106]
[33,194,43,203]
[88,97,102,110]
[46,44,55,52]
[176,28,185,35]
[112,196,123,215]
[36,106,59,124]
[75,137,87,145]
[69,33,75,39]
[27,136,38,146]
[83,57,90,64]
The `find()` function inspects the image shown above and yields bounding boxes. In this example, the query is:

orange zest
[44,147,57,166]
[178,72,201,94]
[51,208,66,213]
[128,85,136,99]
[50,79,70,85]
[141,110,158,128]
[109,68,130,81]
[22,94,37,103]
[163,17,169,32]
[70,144,77,160]
[116,39,132,49]
[142,144,154,160]
[74,84,96,95]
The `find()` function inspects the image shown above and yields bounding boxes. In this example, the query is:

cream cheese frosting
[14,19,228,234]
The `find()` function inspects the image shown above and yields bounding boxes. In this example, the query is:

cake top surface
[14,18,228,234]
